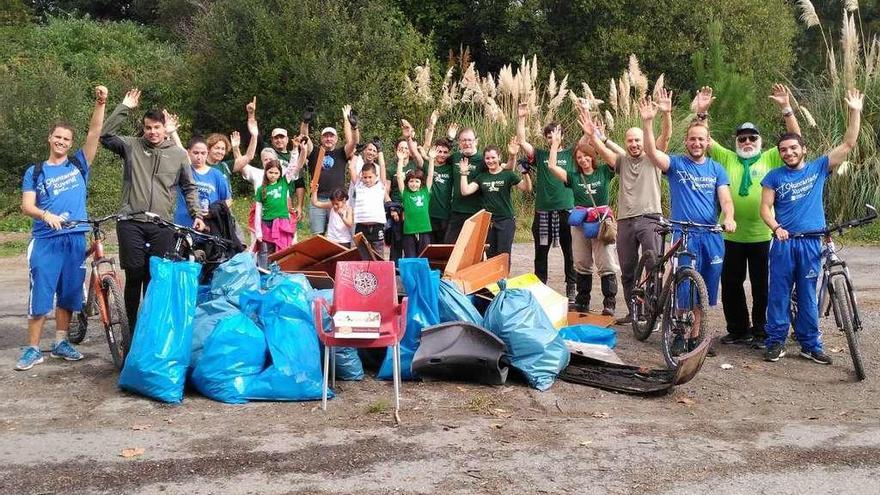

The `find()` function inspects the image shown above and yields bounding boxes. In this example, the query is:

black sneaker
[602,305,615,316]
[800,349,833,365]
[671,335,686,357]
[614,314,633,325]
[764,343,786,362]
[720,334,753,345]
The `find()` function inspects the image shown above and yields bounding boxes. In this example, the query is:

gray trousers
[617,215,662,315]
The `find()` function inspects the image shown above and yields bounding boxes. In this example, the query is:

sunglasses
[737,135,759,144]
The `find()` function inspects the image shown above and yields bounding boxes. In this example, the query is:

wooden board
[447,254,510,294]
[567,311,615,328]
[444,210,491,277]
[352,232,379,261]
[269,235,348,269]
[419,244,456,270]
[310,247,365,278]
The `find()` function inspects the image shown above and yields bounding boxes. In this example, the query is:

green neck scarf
[738,155,760,196]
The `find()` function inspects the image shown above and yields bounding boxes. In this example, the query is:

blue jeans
[309,196,329,235]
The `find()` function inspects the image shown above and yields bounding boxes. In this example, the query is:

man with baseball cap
[305,106,358,235]
[695,84,801,348]
[267,127,306,225]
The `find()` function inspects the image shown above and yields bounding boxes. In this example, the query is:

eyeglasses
[737,135,759,144]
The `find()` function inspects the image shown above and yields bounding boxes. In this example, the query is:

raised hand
[122,88,141,109]
[458,157,469,175]
[230,131,241,149]
[639,97,658,121]
[396,145,410,163]
[162,109,179,134]
[401,119,414,139]
[845,88,864,112]
[301,106,316,124]
[342,104,351,120]
[577,108,595,137]
[427,146,438,161]
[693,86,715,114]
[656,87,673,113]
[246,115,258,137]
[447,122,460,141]
[246,96,256,116]
[768,83,791,109]
[517,102,529,119]
[95,85,108,104]
[507,136,520,156]
[548,127,562,147]
[348,108,359,129]
[429,109,439,128]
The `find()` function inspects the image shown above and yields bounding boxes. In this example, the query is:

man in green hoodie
[100,88,203,328]
[695,84,801,348]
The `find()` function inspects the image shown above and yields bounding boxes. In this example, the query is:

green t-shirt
[254,179,291,221]
[565,163,613,207]
[709,143,783,242]
[209,160,233,181]
[429,162,453,219]
[473,169,521,220]
[386,159,417,202]
[401,188,432,234]
[450,150,486,214]
[533,148,575,211]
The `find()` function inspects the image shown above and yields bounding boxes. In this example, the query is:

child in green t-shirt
[395,149,435,258]
[254,159,295,268]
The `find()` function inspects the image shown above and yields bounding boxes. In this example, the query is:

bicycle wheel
[631,250,660,341]
[661,267,709,369]
[830,276,865,381]
[101,276,131,370]
[68,282,96,344]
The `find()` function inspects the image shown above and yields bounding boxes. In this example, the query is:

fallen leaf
[120,447,145,458]
[829,347,844,353]
[131,424,152,431]
[720,363,733,370]
[579,440,593,447]
[677,397,696,406]
[489,423,503,429]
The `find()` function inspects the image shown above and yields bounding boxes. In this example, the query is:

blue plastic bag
[482,280,570,391]
[191,253,261,367]
[312,288,364,381]
[119,258,200,403]
[558,324,617,348]
[378,258,440,380]
[582,221,600,239]
[437,279,482,325]
[190,313,267,404]
[241,280,328,401]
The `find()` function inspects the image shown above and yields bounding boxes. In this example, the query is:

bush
[0,16,193,217]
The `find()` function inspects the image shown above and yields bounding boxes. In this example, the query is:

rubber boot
[600,274,618,315]
[574,273,592,313]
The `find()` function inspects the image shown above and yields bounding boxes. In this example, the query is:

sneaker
[50,340,83,361]
[602,305,615,316]
[720,334,754,345]
[671,335,686,357]
[614,314,633,325]
[800,349,833,365]
[15,346,44,371]
[566,283,577,305]
[764,343,786,362]
[751,340,767,350]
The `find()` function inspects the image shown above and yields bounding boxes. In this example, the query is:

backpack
[30,153,88,193]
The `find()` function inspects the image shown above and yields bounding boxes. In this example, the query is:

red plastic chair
[312,261,408,415]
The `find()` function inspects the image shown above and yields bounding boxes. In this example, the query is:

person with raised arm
[640,95,736,356]
[694,85,802,348]
[100,88,203,329]
[759,89,864,365]
[306,105,359,235]
[205,98,259,183]
[15,85,107,370]
[385,119,424,261]
[546,126,620,315]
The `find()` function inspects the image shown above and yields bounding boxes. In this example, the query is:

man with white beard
[695,84,801,348]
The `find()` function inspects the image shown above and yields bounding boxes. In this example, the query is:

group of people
[14,80,865,374]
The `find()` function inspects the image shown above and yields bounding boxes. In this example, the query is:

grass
[0,239,28,257]
[466,392,496,413]
[366,399,389,414]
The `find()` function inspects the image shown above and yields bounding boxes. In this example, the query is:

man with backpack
[15,85,108,370]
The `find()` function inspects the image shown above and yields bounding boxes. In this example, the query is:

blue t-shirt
[21,149,90,239]
[174,166,231,225]
[666,155,730,224]
[760,155,830,233]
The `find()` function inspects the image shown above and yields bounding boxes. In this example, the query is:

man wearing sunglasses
[693,84,801,348]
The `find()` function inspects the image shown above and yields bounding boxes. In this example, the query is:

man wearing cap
[306,105,358,235]
[695,84,801,347]
[268,127,306,223]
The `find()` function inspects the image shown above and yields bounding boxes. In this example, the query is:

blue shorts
[673,231,724,306]
[27,234,87,318]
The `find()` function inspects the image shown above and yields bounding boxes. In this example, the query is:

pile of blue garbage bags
[118,255,616,403]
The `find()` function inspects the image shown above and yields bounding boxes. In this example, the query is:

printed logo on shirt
[711,255,724,265]
[413,195,425,207]
[322,155,335,170]
[482,180,505,192]
[806,269,818,279]
[434,172,448,184]
[266,187,283,200]
[39,168,82,198]
[578,180,600,195]
[675,170,716,192]
[774,173,819,202]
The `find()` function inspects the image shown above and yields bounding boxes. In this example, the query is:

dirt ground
[1,241,880,495]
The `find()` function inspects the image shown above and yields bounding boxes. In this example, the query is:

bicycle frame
[83,223,122,328]
[817,236,862,332]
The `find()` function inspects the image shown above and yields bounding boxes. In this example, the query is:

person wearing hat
[306,105,358,235]
[694,84,801,348]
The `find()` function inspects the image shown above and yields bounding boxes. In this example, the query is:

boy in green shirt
[396,159,433,258]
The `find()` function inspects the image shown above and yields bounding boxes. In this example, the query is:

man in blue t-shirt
[641,97,736,355]
[15,85,108,371]
[759,89,864,365]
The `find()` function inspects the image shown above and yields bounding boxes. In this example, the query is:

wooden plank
[309,147,326,192]
[567,311,616,328]
[310,247,364,278]
[419,244,456,270]
[446,254,509,294]
[269,234,348,267]
[444,210,491,277]
[352,232,379,261]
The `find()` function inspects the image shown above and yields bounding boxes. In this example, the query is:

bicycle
[788,204,877,381]
[139,212,236,284]
[63,214,130,370]
[630,215,724,368]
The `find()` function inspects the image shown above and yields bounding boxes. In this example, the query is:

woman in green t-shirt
[547,127,620,315]
[460,140,532,259]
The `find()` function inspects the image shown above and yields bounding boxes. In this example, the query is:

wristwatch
[696,112,708,120]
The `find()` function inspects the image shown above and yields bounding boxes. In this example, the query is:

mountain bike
[788,204,877,381]
[63,214,130,369]
[630,215,723,368]
[140,212,235,284]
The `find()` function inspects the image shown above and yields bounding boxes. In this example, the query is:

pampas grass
[796,0,820,28]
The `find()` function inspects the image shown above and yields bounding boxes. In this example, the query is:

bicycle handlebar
[644,214,724,233]
[789,204,877,238]
[60,213,122,229]
[131,211,232,248]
